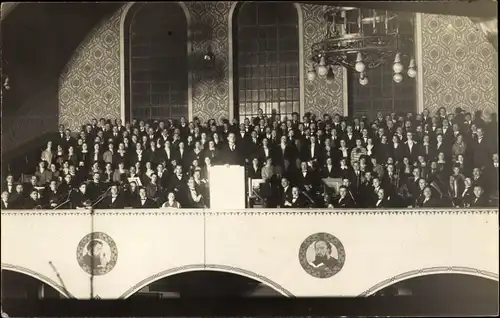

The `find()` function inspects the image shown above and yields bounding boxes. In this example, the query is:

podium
[209,165,246,209]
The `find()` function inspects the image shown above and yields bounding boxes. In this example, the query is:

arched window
[233,2,300,122]
[348,13,416,119]
[124,3,188,122]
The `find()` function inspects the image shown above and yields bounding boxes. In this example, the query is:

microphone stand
[53,189,75,210]
[301,189,315,207]
[348,190,358,206]
[91,187,112,208]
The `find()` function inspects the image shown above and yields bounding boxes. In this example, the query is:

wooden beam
[293,1,497,18]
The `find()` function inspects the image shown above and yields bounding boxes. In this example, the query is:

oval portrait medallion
[299,232,346,279]
[76,232,118,276]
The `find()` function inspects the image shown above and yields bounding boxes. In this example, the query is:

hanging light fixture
[308,7,417,85]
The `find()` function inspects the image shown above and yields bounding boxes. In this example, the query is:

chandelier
[307,7,417,86]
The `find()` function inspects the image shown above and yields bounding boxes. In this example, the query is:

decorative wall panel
[58,7,124,131]
[301,4,344,117]
[185,2,232,123]
[421,14,497,116]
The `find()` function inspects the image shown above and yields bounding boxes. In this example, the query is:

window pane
[347,14,417,119]
[234,2,300,119]
[129,3,188,121]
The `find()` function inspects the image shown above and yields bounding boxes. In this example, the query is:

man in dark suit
[460,177,475,207]
[469,185,490,207]
[19,190,39,209]
[418,186,441,208]
[87,172,106,202]
[374,188,391,208]
[471,127,491,169]
[335,186,356,208]
[71,183,91,209]
[99,184,126,209]
[43,180,63,208]
[221,133,244,166]
[402,132,421,163]
[321,157,336,178]
[284,187,309,208]
[133,187,158,208]
[279,178,293,208]
[8,184,26,208]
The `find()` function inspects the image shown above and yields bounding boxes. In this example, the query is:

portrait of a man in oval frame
[76,232,118,276]
[299,232,346,279]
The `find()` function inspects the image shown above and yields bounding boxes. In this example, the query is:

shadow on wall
[1,80,59,153]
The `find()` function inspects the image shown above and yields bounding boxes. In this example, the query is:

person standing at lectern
[221,133,243,165]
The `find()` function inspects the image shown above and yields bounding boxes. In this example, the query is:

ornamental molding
[1,208,498,217]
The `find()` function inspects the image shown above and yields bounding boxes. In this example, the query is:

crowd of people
[1,107,498,210]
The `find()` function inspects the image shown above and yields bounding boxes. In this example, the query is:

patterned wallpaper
[301,4,345,116]
[421,14,498,116]
[185,1,231,123]
[58,6,124,131]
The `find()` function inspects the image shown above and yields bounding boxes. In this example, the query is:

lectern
[208,165,246,209]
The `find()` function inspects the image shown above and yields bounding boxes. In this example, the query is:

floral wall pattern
[301,4,345,116]
[58,7,124,131]
[421,14,497,116]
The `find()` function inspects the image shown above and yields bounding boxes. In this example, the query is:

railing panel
[2,208,498,298]
[205,209,499,296]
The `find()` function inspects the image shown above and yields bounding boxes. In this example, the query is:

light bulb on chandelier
[317,56,328,77]
[393,73,403,83]
[407,58,417,78]
[392,52,403,74]
[307,64,317,81]
[359,72,369,86]
[407,68,417,78]
[326,66,335,84]
[354,52,366,73]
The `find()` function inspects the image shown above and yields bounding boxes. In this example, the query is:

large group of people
[1,107,498,210]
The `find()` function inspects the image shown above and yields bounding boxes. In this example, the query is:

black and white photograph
[0,1,498,316]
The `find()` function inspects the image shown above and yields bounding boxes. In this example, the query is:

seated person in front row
[282,186,308,208]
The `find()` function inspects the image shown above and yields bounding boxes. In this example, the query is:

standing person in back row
[220,132,244,166]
